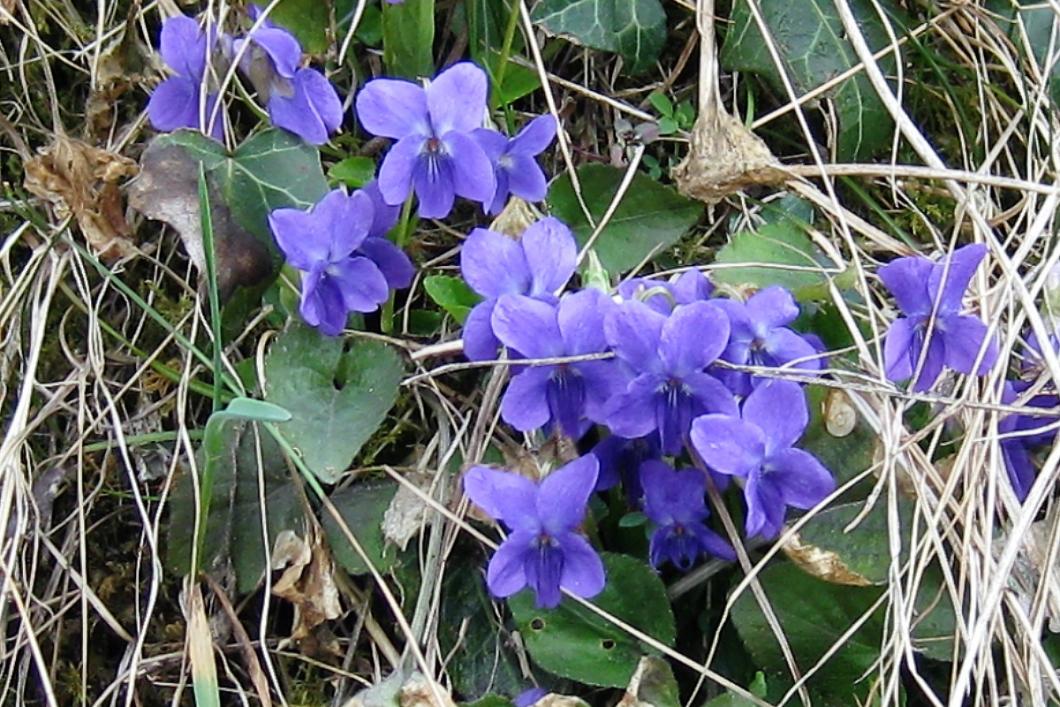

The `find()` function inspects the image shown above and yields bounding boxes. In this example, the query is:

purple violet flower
[357,180,415,290]
[1000,381,1059,502]
[460,217,577,361]
[269,188,393,335]
[492,289,621,439]
[463,455,606,609]
[879,243,999,392]
[618,270,714,314]
[640,460,734,570]
[147,15,225,140]
[473,115,557,214]
[236,6,342,145]
[355,62,495,218]
[713,286,823,396]
[690,380,835,539]
[513,688,548,707]
[602,300,737,455]
[590,434,660,495]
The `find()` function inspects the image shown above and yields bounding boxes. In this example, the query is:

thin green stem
[381,195,417,334]
[494,0,521,131]
[198,164,224,413]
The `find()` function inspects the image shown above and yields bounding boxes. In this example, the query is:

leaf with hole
[532,0,667,74]
[508,553,675,687]
[720,0,908,160]
[264,323,405,483]
[548,164,702,273]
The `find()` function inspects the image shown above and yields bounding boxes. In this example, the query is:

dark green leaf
[424,275,482,324]
[792,500,913,586]
[438,558,524,700]
[989,2,1060,109]
[266,0,331,54]
[129,129,328,298]
[323,480,399,575]
[167,420,305,593]
[800,385,878,488]
[264,324,405,483]
[720,0,907,160]
[508,553,675,687]
[549,164,702,273]
[329,156,378,188]
[731,562,885,704]
[383,0,435,77]
[532,0,667,74]
[711,221,850,300]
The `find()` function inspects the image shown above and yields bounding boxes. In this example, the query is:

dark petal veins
[525,536,565,609]
[547,368,586,440]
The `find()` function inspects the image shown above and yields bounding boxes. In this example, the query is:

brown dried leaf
[0,0,16,23]
[782,531,873,587]
[271,529,342,639]
[672,107,788,204]
[530,696,590,707]
[23,136,137,260]
[382,473,430,552]
[616,656,679,707]
[489,196,539,237]
[398,673,457,707]
[86,21,148,139]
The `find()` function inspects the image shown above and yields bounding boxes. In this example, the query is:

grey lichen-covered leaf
[264,323,405,483]
[532,0,666,74]
[720,0,908,160]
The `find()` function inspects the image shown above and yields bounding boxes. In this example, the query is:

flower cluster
[355,63,555,219]
[147,8,342,145]
[269,181,413,334]
[459,220,839,605]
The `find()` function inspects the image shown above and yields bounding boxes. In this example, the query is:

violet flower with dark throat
[463,456,606,609]
[602,300,737,455]
[355,62,495,218]
[640,460,734,571]
[269,188,392,335]
[491,289,622,439]
[879,243,998,392]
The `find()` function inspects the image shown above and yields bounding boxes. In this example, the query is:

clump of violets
[491,289,620,439]
[879,243,998,392]
[463,456,606,608]
[603,300,736,455]
[235,6,342,144]
[474,115,557,214]
[355,62,495,218]
[691,380,835,539]
[147,15,225,140]
[268,187,411,335]
[640,460,734,570]
[713,285,823,396]
[460,218,577,361]
[617,270,714,315]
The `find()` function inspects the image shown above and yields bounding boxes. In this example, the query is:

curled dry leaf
[23,136,138,260]
[671,107,787,204]
[382,472,430,552]
[398,672,457,707]
[782,531,874,587]
[271,528,342,640]
[616,656,680,707]
[489,196,539,237]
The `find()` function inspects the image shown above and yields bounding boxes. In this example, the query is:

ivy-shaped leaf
[531,0,667,74]
[720,0,908,160]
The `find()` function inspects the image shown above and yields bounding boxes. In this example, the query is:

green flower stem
[381,195,417,334]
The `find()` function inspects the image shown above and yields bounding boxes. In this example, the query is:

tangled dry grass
[3,0,1060,704]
